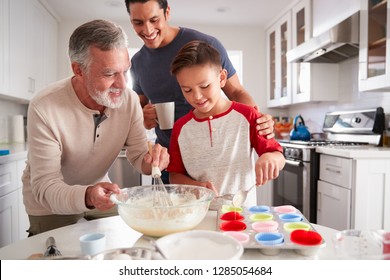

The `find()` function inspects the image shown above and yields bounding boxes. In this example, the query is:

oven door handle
[285,159,304,167]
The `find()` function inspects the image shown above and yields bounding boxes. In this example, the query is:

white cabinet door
[8,0,28,101]
[6,0,57,102]
[353,159,390,231]
[0,190,18,247]
[266,11,292,108]
[291,0,312,48]
[359,0,390,92]
[25,0,46,98]
[291,63,339,104]
[0,0,10,95]
[317,180,351,231]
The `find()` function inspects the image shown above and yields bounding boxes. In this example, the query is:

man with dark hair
[124,0,275,183]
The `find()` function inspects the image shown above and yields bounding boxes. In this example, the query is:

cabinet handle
[325,167,341,174]
[317,192,321,211]
[28,77,35,93]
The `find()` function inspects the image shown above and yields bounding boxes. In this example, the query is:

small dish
[156,230,243,260]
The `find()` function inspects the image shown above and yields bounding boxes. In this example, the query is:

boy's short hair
[171,40,222,75]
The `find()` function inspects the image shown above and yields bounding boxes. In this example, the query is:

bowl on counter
[110,185,215,237]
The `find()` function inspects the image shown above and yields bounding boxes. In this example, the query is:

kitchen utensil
[290,115,311,141]
[92,247,153,260]
[214,193,234,201]
[232,184,257,207]
[43,236,62,257]
[152,166,173,207]
[148,141,173,207]
[110,185,214,237]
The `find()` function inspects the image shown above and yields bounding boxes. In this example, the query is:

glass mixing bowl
[110,185,215,237]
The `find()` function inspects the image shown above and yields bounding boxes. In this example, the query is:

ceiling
[40,0,294,27]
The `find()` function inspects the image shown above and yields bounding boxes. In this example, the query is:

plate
[155,230,243,260]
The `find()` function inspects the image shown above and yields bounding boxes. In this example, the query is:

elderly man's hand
[85,182,121,210]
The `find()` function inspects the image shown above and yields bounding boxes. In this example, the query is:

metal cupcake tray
[216,205,326,256]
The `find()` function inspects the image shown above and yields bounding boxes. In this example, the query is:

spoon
[214,193,234,201]
[232,184,257,207]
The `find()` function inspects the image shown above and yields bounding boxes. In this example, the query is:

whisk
[43,236,62,257]
[152,166,173,207]
[148,142,173,207]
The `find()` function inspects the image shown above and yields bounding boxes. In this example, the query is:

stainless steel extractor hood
[287,12,360,63]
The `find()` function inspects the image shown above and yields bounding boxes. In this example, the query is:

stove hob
[280,139,370,147]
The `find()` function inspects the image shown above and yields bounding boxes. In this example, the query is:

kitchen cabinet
[290,0,339,104]
[291,63,339,104]
[291,0,312,48]
[317,154,390,231]
[266,11,292,108]
[0,0,10,95]
[3,0,58,102]
[267,0,337,107]
[0,157,29,247]
[359,0,390,92]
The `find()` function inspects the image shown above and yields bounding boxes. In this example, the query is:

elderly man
[22,19,169,236]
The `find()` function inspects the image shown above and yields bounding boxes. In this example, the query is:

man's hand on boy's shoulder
[254,108,275,139]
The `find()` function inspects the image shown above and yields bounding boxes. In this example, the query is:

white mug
[155,102,175,130]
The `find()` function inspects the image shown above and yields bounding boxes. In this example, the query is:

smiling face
[74,46,131,110]
[129,1,172,49]
[175,63,229,118]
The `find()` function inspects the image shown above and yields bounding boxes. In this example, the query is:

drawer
[319,154,352,188]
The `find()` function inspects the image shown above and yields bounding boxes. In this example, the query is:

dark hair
[68,19,128,71]
[124,0,168,14]
[171,40,222,75]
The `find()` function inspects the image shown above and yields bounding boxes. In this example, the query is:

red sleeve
[166,117,188,174]
[233,102,283,156]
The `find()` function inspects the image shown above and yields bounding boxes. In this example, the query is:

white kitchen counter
[0,211,339,260]
[0,143,28,164]
[316,146,390,159]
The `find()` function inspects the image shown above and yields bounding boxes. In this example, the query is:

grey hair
[68,19,128,70]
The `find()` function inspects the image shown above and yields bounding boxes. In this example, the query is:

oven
[273,107,385,224]
[273,143,319,223]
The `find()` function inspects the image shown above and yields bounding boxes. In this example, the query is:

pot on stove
[290,115,311,141]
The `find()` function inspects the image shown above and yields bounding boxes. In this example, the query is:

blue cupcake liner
[255,232,284,246]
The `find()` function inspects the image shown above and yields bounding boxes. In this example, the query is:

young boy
[167,41,285,206]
